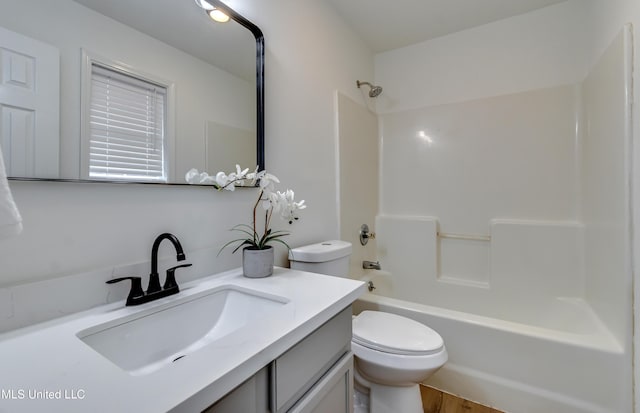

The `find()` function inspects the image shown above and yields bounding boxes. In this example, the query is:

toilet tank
[288,240,352,277]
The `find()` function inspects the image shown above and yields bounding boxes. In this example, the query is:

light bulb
[208,9,230,23]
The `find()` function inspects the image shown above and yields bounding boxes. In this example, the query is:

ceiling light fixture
[195,0,230,23]
[194,0,214,11]
[208,8,230,23]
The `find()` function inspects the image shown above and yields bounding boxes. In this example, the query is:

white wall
[374,0,591,113]
[0,0,374,332]
[233,0,375,249]
[336,92,379,276]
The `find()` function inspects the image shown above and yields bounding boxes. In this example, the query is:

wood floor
[420,385,505,413]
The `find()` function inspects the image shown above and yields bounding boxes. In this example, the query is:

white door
[0,25,59,178]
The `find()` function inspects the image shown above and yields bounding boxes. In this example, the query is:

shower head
[357,80,383,98]
[369,85,383,98]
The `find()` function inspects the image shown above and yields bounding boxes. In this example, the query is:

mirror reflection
[0,0,262,184]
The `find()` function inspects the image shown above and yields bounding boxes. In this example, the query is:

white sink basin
[77,285,289,376]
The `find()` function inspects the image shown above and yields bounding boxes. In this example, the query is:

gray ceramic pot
[242,246,274,278]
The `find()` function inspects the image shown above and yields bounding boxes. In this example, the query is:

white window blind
[88,64,167,182]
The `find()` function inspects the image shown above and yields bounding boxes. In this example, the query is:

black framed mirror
[0,0,264,185]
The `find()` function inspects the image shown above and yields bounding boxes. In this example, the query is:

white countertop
[0,268,365,412]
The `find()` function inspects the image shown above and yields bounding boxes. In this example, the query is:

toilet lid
[352,311,444,356]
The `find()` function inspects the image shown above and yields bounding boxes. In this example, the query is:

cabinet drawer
[273,307,352,412]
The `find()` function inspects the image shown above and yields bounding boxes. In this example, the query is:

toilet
[289,240,448,413]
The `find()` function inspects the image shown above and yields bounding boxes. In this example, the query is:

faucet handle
[164,263,192,291]
[359,224,376,246]
[106,277,144,305]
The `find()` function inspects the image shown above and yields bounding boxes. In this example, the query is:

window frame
[80,50,175,183]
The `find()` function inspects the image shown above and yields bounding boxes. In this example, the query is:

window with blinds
[87,64,167,182]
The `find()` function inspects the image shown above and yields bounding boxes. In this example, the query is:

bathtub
[352,272,630,413]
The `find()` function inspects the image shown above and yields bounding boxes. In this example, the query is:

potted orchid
[185,165,306,277]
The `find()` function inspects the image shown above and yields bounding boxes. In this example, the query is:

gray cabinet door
[204,366,269,413]
[289,352,354,413]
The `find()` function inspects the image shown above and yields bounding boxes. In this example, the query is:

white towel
[0,146,22,238]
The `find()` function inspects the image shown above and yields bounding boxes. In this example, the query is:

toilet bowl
[351,311,448,413]
[289,241,448,413]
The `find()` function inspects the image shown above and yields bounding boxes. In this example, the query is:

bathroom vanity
[0,268,364,412]
[204,307,353,413]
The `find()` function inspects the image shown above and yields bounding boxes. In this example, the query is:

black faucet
[106,233,192,306]
[148,233,186,294]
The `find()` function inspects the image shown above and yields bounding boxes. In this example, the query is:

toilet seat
[351,340,448,377]
[352,311,444,356]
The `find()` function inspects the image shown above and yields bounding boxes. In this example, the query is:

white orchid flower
[216,171,238,191]
[236,164,249,178]
[246,166,262,178]
[187,164,307,255]
[227,165,249,187]
[274,189,306,224]
[200,173,216,184]
[185,168,201,184]
[264,191,279,212]
[264,172,280,184]
[259,173,280,194]
[246,166,260,180]
[185,168,217,185]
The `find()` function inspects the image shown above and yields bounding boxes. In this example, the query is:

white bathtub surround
[379,84,580,227]
[352,20,634,413]
[0,268,364,412]
[580,26,633,350]
[355,291,625,413]
[345,4,634,412]
[373,215,607,340]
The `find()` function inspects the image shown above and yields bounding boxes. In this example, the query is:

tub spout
[363,260,381,270]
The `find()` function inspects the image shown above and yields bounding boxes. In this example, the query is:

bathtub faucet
[363,260,381,270]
